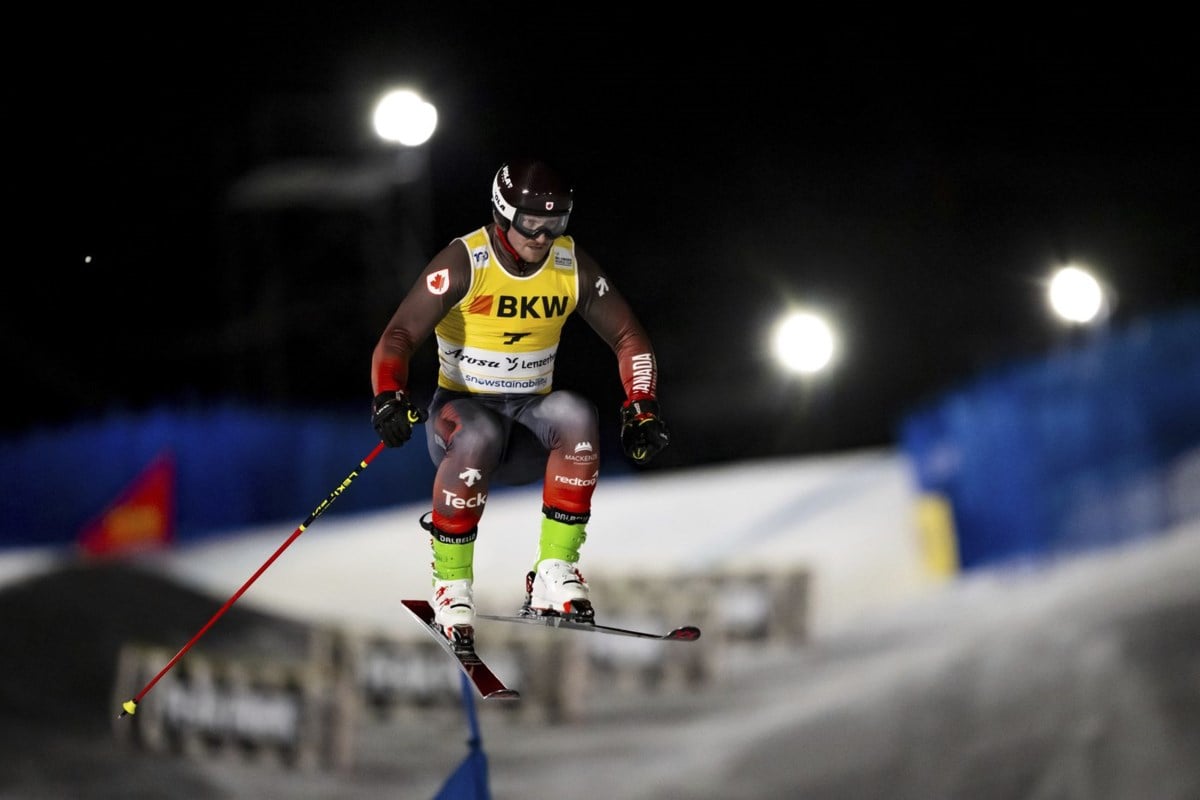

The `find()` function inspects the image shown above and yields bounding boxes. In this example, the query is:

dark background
[20,13,1199,466]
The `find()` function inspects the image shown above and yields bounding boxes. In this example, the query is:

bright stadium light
[772,310,837,375]
[1047,264,1106,324]
[372,89,438,147]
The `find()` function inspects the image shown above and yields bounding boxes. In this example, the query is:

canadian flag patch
[426,268,450,295]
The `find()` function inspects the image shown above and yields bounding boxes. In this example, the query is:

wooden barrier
[112,566,812,763]
[111,643,343,771]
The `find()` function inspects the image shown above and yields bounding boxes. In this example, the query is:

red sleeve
[371,241,472,395]
[573,245,659,402]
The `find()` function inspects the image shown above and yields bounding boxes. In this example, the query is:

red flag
[78,451,175,557]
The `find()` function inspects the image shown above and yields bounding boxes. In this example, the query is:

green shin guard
[537,516,588,566]
[421,514,477,582]
[424,515,475,578]
[430,534,475,582]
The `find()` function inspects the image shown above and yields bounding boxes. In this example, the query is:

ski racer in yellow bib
[370,158,671,643]
[433,226,578,395]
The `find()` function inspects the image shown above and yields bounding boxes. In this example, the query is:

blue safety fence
[0,404,438,548]
[1,399,635,550]
[901,306,1200,570]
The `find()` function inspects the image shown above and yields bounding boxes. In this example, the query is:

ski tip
[667,626,702,641]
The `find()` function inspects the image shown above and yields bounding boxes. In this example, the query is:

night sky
[25,13,1200,466]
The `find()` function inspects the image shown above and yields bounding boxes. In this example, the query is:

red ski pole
[118,441,388,718]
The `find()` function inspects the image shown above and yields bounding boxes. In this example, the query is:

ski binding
[477,607,701,642]
[401,599,520,699]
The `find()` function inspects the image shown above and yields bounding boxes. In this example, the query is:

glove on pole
[373,391,429,447]
[620,399,671,464]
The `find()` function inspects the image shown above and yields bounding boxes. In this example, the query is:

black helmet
[491,158,573,238]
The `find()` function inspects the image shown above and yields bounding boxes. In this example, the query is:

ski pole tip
[119,699,138,718]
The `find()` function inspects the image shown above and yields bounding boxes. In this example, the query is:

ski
[477,611,701,642]
[401,599,520,700]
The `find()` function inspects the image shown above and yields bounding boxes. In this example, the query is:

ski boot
[432,578,476,650]
[522,559,595,623]
[421,512,478,650]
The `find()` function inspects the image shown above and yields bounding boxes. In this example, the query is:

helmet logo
[545,201,555,210]
[499,165,512,188]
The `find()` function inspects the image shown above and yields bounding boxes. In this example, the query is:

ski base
[401,600,520,699]
[477,610,701,642]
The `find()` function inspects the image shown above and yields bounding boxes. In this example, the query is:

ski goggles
[511,210,569,239]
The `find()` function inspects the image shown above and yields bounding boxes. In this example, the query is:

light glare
[373,89,438,146]
[774,311,835,375]
[1048,266,1104,324]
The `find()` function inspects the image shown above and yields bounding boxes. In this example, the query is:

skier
[370,157,671,644]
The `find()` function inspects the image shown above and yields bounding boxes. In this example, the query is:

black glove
[620,398,670,464]
[372,391,428,447]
